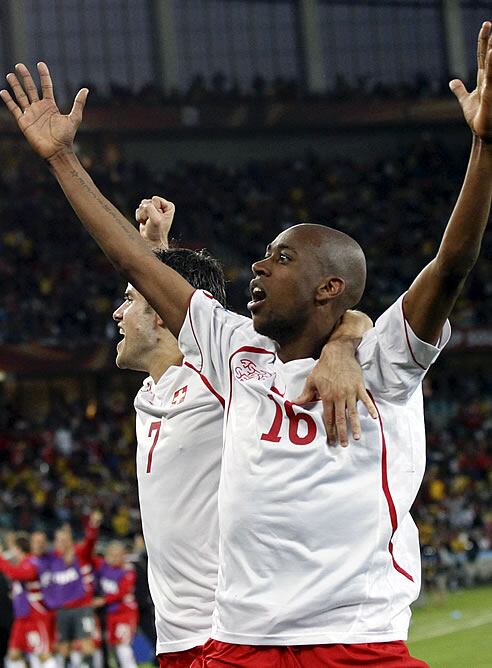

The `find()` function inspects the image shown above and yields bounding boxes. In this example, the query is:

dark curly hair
[153,248,227,307]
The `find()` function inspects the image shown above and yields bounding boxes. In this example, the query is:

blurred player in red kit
[39,512,102,668]
[93,542,138,668]
[0,533,56,668]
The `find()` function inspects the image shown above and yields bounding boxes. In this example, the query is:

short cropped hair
[154,248,227,307]
[15,533,30,555]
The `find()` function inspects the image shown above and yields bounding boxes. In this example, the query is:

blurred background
[0,1,491,666]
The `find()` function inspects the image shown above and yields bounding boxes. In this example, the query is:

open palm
[0,62,88,160]
[450,22,492,143]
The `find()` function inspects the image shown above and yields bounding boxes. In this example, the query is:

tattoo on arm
[67,167,139,244]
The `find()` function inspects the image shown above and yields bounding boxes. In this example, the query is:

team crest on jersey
[235,359,273,382]
[171,385,188,405]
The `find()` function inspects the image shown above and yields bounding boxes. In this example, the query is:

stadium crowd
[1,132,492,664]
[69,70,456,107]
[1,369,491,583]
[0,331,491,666]
[0,516,153,667]
[1,134,492,347]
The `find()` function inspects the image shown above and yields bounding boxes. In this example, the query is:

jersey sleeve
[76,523,100,563]
[0,555,38,581]
[178,290,251,398]
[357,293,451,403]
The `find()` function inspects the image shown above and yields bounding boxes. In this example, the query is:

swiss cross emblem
[171,386,188,405]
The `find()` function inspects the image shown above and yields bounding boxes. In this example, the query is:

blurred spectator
[71,69,453,106]
[0,369,490,598]
[2,135,492,347]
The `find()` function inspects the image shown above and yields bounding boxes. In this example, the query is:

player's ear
[315,276,345,304]
[155,313,166,329]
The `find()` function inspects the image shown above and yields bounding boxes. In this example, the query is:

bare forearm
[436,137,492,275]
[47,150,192,335]
[49,150,153,269]
[405,137,492,343]
[329,310,373,341]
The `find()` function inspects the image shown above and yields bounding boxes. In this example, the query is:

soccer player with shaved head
[4,20,492,665]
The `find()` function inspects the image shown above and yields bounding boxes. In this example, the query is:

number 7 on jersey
[147,421,161,473]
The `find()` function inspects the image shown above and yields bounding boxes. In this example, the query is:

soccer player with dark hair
[112,198,227,667]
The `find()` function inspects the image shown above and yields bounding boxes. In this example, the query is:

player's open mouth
[248,284,267,312]
[117,328,125,349]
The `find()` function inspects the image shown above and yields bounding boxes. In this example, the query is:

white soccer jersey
[134,362,223,653]
[178,289,451,645]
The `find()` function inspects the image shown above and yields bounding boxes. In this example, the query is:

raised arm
[0,63,192,337]
[75,510,102,562]
[404,22,492,344]
[0,554,38,582]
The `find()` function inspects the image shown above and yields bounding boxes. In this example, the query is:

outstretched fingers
[69,88,89,126]
[0,89,23,122]
[359,386,378,420]
[15,63,40,103]
[486,44,492,88]
[477,22,490,75]
[449,78,469,105]
[37,62,55,100]
[324,405,337,446]
[5,72,30,111]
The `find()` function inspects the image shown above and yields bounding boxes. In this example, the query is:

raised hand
[89,510,103,528]
[135,196,175,248]
[0,62,88,160]
[450,21,492,143]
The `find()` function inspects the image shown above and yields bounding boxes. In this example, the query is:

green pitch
[140,585,492,667]
[408,585,492,667]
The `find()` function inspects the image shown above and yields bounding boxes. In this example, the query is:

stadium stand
[1,134,492,349]
[0,136,491,595]
[0,3,491,664]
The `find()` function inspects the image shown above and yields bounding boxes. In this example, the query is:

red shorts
[106,610,138,646]
[190,639,429,667]
[158,645,203,667]
[93,614,103,649]
[9,611,55,655]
